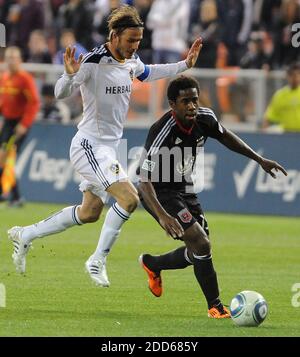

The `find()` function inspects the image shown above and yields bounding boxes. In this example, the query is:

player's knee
[78,207,101,223]
[195,235,211,256]
[185,229,211,256]
[118,192,139,213]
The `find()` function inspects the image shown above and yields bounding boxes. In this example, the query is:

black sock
[192,253,220,308]
[143,246,193,274]
[10,181,20,201]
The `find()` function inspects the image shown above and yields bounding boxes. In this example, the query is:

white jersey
[55,44,188,142]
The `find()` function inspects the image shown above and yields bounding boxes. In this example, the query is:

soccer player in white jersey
[8,6,202,286]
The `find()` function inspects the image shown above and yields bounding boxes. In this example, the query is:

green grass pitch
[0,202,300,337]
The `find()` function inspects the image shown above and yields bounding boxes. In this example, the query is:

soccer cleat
[8,226,31,274]
[208,304,231,319]
[139,254,162,297]
[85,256,110,287]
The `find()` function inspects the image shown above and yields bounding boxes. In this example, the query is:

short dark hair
[287,62,300,74]
[108,5,143,38]
[167,76,200,102]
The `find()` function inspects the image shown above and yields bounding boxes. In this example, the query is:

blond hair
[108,5,143,39]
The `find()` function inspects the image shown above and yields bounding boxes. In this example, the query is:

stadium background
[0,0,300,338]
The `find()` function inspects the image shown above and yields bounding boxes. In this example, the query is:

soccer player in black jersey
[137,75,287,318]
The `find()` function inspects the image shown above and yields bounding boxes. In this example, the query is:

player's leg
[88,180,139,282]
[139,246,192,297]
[79,137,139,286]
[139,191,229,316]
[139,189,195,273]
[138,191,194,296]
[183,223,230,318]
[140,219,229,316]
[8,190,103,274]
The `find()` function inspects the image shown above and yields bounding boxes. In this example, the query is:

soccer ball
[230,290,268,327]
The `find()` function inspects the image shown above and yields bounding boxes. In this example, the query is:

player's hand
[158,213,184,239]
[14,123,27,140]
[63,46,84,74]
[185,37,203,68]
[259,157,288,178]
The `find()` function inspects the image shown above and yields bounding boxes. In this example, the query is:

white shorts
[70,132,128,202]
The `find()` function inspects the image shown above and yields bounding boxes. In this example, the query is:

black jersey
[138,107,226,192]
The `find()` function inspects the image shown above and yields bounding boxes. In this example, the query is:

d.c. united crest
[177,208,193,223]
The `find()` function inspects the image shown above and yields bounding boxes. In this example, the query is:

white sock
[21,206,83,245]
[92,203,130,261]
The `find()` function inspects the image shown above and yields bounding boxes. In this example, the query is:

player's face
[287,69,300,89]
[4,49,22,72]
[115,28,143,59]
[170,88,199,124]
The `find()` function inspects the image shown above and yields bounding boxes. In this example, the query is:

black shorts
[140,189,209,239]
[0,120,27,152]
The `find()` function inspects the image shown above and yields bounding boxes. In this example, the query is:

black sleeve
[198,108,226,140]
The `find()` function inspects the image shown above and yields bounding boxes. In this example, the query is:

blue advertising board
[16,123,300,216]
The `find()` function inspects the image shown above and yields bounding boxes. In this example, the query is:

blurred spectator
[263,62,300,131]
[133,0,153,64]
[0,47,40,206]
[0,0,11,26]
[54,29,87,65]
[27,30,52,63]
[58,0,94,51]
[147,0,190,63]
[272,0,300,68]
[252,0,282,32]
[188,1,221,114]
[49,0,65,19]
[6,0,45,57]
[218,0,253,66]
[240,31,272,70]
[190,0,220,69]
[96,0,122,44]
[38,83,71,124]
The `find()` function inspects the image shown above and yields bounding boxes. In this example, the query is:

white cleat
[85,256,110,287]
[8,226,31,274]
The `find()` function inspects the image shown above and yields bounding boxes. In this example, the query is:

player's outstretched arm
[63,46,83,74]
[185,37,203,68]
[219,129,288,178]
[138,37,203,82]
[55,47,89,99]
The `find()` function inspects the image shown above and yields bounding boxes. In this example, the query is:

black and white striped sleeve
[138,118,176,180]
